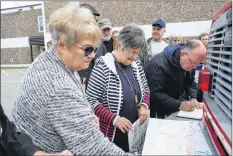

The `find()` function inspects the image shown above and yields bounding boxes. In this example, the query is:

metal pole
[30,45,33,62]
[41,1,48,50]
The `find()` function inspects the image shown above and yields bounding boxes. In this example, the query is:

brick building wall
[1,0,229,64]
[1,8,43,64]
[44,0,228,27]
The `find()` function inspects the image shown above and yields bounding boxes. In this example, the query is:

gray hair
[181,40,204,53]
[48,2,101,48]
[118,24,146,49]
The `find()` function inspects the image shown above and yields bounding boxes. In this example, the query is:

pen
[189,96,198,109]
[188,96,191,100]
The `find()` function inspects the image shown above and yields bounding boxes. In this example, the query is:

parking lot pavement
[1,68,27,116]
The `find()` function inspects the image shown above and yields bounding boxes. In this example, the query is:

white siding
[1,37,29,48]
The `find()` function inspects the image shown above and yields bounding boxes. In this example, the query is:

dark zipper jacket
[0,104,38,156]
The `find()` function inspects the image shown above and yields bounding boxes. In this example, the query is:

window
[38,16,43,32]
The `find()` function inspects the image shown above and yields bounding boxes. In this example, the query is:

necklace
[112,54,139,104]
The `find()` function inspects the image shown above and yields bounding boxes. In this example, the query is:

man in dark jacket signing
[144,40,206,118]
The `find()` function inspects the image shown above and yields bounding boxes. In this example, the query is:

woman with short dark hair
[86,24,150,152]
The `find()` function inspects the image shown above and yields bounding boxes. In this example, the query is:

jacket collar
[101,53,138,75]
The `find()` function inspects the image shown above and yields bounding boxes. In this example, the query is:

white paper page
[177,108,203,119]
[142,118,212,155]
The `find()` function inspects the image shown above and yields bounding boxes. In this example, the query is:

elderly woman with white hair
[86,24,150,152]
[10,2,132,155]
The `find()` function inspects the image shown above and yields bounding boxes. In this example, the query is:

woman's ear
[117,42,123,51]
[57,39,66,53]
[117,42,121,48]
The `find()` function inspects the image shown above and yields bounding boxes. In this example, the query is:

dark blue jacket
[144,44,196,118]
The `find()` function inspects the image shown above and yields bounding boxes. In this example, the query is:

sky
[1,1,41,9]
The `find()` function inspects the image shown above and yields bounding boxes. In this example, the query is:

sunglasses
[76,44,99,57]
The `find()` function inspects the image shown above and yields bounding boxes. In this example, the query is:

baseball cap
[97,18,112,30]
[152,18,166,28]
[80,3,100,16]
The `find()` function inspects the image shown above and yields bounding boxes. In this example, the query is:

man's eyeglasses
[185,52,199,66]
[76,45,99,57]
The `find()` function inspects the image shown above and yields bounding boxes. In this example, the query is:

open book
[177,108,203,119]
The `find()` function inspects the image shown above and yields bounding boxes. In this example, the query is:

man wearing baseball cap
[138,18,168,66]
[97,18,115,53]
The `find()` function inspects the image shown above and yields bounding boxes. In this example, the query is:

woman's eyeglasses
[76,45,99,57]
[127,50,141,56]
